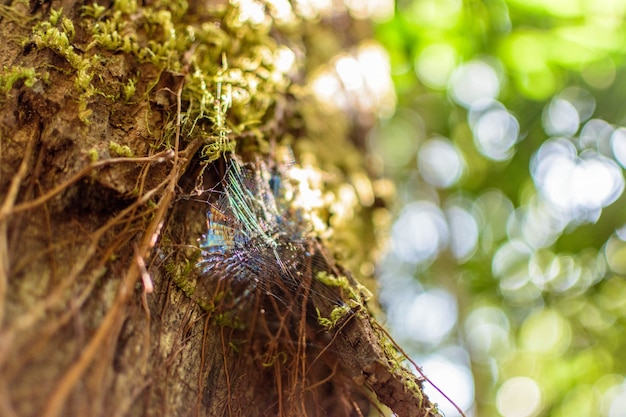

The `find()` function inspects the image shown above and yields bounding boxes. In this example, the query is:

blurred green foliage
[373,1,626,416]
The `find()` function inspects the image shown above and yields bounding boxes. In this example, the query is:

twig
[0,150,174,221]
[135,243,154,294]
[40,79,188,417]
[0,126,38,330]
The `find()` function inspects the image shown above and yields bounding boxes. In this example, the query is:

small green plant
[122,77,136,102]
[108,141,134,157]
[0,66,37,93]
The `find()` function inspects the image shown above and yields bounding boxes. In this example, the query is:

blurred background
[317,0,626,416]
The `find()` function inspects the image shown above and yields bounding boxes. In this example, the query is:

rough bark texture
[0,1,441,416]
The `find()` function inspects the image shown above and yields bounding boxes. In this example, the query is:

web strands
[200,159,293,255]
[198,158,311,315]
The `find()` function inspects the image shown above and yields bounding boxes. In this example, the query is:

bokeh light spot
[450,60,500,108]
[506,198,566,249]
[273,46,296,73]
[608,385,626,417]
[417,137,464,188]
[374,3,626,416]
[492,241,532,288]
[445,204,478,261]
[311,71,344,107]
[420,353,474,417]
[266,0,295,23]
[464,306,511,362]
[344,0,394,21]
[472,108,520,161]
[397,288,458,345]
[558,87,595,122]
[415,44,457,90]
[235,0,267,24]
[542,98,580,137]
[610,127,626,168]
[391,201,449,265]
[532,139,624,221]
[520,309,572,354]
[356,43,396,117]
[604,236,626,275]
[336,56,364,91]
[310,43,395,116]
[496,376,542,417]
[580,118,613,155]
[293,0,333,19]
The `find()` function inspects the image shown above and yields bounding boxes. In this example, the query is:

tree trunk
[0,1,441,416]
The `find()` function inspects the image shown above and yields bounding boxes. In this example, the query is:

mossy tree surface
[0,1,440,416]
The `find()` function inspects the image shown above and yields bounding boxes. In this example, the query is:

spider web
[197,157,345,321]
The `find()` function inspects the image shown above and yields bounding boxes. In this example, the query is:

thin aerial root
[1,151,174,220]
[220,326,233,417]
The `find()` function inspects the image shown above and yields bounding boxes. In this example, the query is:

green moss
[213,312,245,330]
[316,271,372,306]
[31,19,82,68]
[108,141,134,157]
[316,271,351,289]
[60,17,75,40]
[113,0,138,15]
[23,1,299,155]
[0,66,37,93]
[82,3,106,19]
[315,270,377,331]
[88,148,99,162]
[122,77,136,103]
[29,9,98,123]
[49,8,63,26]
[316,304,352,330]
[166,256,206,306]
[262,352,288,367]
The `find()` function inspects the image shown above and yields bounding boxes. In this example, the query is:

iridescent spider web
[198,157,344,318]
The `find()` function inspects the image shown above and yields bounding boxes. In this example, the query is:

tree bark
[0,1,441,416]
